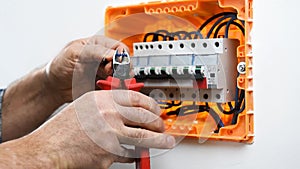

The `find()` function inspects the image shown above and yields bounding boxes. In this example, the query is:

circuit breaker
[105,0,254,143]
[132,38,239,103]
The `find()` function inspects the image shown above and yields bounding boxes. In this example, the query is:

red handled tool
[97,49,150,169]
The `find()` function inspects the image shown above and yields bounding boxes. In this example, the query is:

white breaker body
[132,38,239,103]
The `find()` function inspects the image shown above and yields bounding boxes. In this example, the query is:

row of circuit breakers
[131,38,239,103]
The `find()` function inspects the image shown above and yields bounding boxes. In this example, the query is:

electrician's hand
[45,35,129,103]
[7,90,175,169]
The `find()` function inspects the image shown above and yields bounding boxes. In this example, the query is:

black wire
[206,102,225,132]
[143,33,165,42]
[231,90,245,124]
[183,33,192,40]
[165,103,197,116]
[213,21,228,38]
[172,31,190,40]
[186,31,203,39]
[143,27,203,42]
[226,21,245,38]
[215,89,245,125]
[231,98,245,124]
[208,107,225,131]
[143,12,243,41]
[235,90,245,109]
[228,102,233,109]
[217,103,235,115]
[159,101,182,109]
[166,104,208,116]
[155,30,174,41]
[198,12,237,32]
[225,18,236,38]
[206,14,236,38]
[213,21,245,38]
[166,102,225,132]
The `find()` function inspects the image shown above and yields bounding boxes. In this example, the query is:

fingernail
[167,135,176,148]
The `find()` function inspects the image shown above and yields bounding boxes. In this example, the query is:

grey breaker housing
[132,38,239,103]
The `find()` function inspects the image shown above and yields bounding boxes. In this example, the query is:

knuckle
[129,91,141,106]
[134,128,147,139]
[102,108,119,118]
[149,98,161,115]
[136,108,148,124]
[155,118,165,132]
[98,156,114,169]
[65,45,79,57]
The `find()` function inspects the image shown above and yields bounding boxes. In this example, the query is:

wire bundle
[199,12,245,38]
[143,12,244,42]
[216,90,245,125]
[143,30,202,42]
[159,89,245,132]
[160,101,224,132]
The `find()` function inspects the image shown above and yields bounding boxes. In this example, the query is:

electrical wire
[215,89,245,125]
[173,31,190,40]
[231,97,245,124]
[186,31,203,39]
[143,29,204,42]
[155,30,174,41]
[198,12,237,32]
[159,101,182,109]
[228,102,233,109]
[213,21,245,38]
[225,18,236,38]
[143,12,244,41]
[216,102,235,115]
[164,101,225,131]
[206,14,236,38]
[208,107,225,130]
[143,33,165,42]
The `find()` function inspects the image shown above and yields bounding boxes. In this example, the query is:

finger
[96,60,113,79]
[110,90,161,116]
[80,45,115,62]
[118,127,176,149]
[113,146,135,163]
[116,106,164,132]
[104,61,113,75]
[90,35,129,51]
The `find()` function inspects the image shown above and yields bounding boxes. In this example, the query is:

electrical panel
[105,0,254,143]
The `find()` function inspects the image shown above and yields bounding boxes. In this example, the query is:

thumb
[79,45,115,62]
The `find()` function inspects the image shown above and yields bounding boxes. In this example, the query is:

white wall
[1,0,300,168]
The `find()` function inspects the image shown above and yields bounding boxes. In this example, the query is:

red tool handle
[97,77,149,169]
[135,147,150,169]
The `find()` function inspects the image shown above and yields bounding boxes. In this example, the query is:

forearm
[0,104,98,169]
[2,66,64,142]
[0,135,57,169]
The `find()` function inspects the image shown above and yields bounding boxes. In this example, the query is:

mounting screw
[237,62,246,74]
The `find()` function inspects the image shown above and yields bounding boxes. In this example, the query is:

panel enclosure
[105,0,254,143]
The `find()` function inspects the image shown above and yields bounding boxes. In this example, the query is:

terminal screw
[237,62,246,74]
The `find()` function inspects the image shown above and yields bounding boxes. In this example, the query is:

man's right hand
[0,90,175,169]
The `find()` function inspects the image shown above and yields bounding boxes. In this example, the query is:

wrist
[0,136,58,169]
[42,62,65,106]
